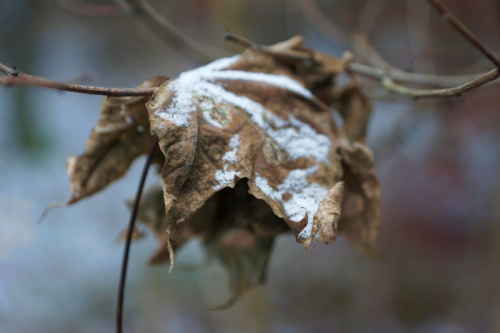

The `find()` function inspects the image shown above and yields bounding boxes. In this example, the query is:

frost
[200,100,223,128]
[255,166,329,239]
[207,70,313,99]
[222,135,240,164]
[203,110,223,128]
[213,134,241,190]
[155,55,241,127]
[154,55,331,163]
[268,116,331,163]
[213,167,241,191]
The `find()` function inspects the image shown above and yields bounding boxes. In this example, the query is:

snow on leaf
[214,134,241,190]
[146,49,348,261]
[151,53,331,163]
[62,37,381,306]
[254,166,330,240]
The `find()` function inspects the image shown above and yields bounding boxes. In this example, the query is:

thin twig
[224,31,500,99]
[117,135,159,333]
[123,0,230,63]
[426,0,500,69]
[294,0,494,88]
[346,62,489,87]
[381,68,499,99]
[353,0,386,38]
[294,0,350,45]
[291,0,500,98]
[0,63,17,76]
[0,62,157,96]
[225,29,490,88]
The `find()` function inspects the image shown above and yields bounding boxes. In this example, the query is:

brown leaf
[146,50,347,259]
[307,181,344,247]
[66,76,168,203]
[137,181,285,304]
[208,227,274,309]
[135,47,380,302]
[138,180,287,261]
[125,183,166,239]
[337,85,372,143]
[334,85,381,254]
[338,143,382,255]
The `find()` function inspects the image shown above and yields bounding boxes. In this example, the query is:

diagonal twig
[292,0,500,98]
[123,0,230,63]
[294,0,491,88]
[426,0,500,69]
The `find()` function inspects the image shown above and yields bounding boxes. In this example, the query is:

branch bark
[0,63,158,96]
[426,0,500,69]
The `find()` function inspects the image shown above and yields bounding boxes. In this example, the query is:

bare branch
[224,31,500,99]
[381,68,499,99]
[354,0,386,37]
[346,62,491,87]
[0,63,18,76]
[294,0,495,88]
[0,62,159,96]
[0,76,156,96]
[294,0,350,45]
[123,0,230,63]
[426,0,500,69]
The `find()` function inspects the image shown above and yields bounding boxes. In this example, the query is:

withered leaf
[335,84,381,254]
[208,227,274,310]
[116,43,381,304]
[132,181,285,305]
[146,49,350,264]
[338,143,381,254]
[66,76,168,204]
[337,85,372,144]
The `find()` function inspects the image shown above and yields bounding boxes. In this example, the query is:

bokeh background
[1,0,500,332]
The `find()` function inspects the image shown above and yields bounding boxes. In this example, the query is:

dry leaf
[132,181,285,304]
[335,84,381,254]
[338,143,381,254]
[66,76,168,203]
[337,85,372,143]
[64,38,382,304]
[208,227,274,309]
[146,49,348,263]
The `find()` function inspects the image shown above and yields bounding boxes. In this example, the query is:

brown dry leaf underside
[66,76,168,204]
[131,182,284,307]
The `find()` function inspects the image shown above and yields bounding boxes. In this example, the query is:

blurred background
[1,0,500,332]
